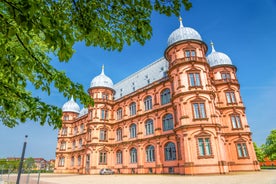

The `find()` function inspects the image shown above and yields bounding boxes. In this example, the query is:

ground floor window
[130,148,137,163]
[99,152,107,164]
[58,157,65,167]
[164,142,176,161]
[236,143,249,158]
[198,138,212,156]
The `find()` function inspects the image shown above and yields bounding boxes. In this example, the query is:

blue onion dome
[78,107,88,117]
[167,17,202,46]
[90,65,113,89]
[62,96,80,113]
[207,42,233,67]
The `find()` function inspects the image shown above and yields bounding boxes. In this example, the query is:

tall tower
[207,42,259,171]
[86,66,115,174]
[164,18,229,174]
[55,96,80,172]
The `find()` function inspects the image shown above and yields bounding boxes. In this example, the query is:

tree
[253,142,264,162]
[263,129,276,160]
[0,0,192,129]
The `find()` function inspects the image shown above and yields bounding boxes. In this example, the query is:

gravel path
[2,170,276,184]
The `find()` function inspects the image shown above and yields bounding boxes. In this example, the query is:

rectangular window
[117,108,123,120]
[80,124,84,133]
[71,157,74,167]
[72,141,76,150]
[231,115,242,129]
[61,127,67,136]
[185,50,196,58]
[189,73,201,87]
[74,127,78,135]
[60,142,66,151]
[79,139,82,149]
[116,129,122,141]
[237,143,249,158]
[78,156,81,166]
[102,93,108,100]
[101,109,108,120]
[221,73,231,81]
[198,138,212,156]
[99,152,107,164]
[226,91,236,103]
[58,157,65,167]
[100,129,107,141]
[116,151,122,164]
[193,103,206,119]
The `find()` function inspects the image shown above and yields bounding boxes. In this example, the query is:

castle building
[54,19,260,175]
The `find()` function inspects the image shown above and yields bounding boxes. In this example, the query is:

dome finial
[179,16,184,28]
[101,65,105,75]
[70,95,74,101]
[210,41,216,52]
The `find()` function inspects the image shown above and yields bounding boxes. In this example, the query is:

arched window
[161,88,171,105]
[129,102,136,116]
[130,148,137,163]
[164,142,176,161]
[144,96,152,111]
[146,145,155,162]
[116,150,123,164]
[58,156,65,167]
[145,119,154,135]
[130,124,137,138]
[116,128,122,141]
[162,114,174,131]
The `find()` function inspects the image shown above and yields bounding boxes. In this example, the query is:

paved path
[2,170,276,184]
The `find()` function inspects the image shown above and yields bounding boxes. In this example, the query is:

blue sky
[1,0,276,160]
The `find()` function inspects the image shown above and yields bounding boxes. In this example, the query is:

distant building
[55,19,260,175]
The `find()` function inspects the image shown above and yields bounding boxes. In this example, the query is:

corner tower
[164,18,230,174]
[207,42,260,171]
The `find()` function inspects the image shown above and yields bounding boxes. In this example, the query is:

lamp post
[37,161,42,184]
[16,135,28,184]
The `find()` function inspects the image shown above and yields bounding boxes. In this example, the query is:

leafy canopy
[0,0,192,129]
[263,129,276,160]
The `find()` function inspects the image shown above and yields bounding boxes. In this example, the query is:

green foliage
[253,142,265,162]
[0,0,191,129]
[264,129,276,160]
[0,159,20,172]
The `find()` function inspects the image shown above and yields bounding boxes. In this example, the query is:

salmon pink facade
[55,19,260,175]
